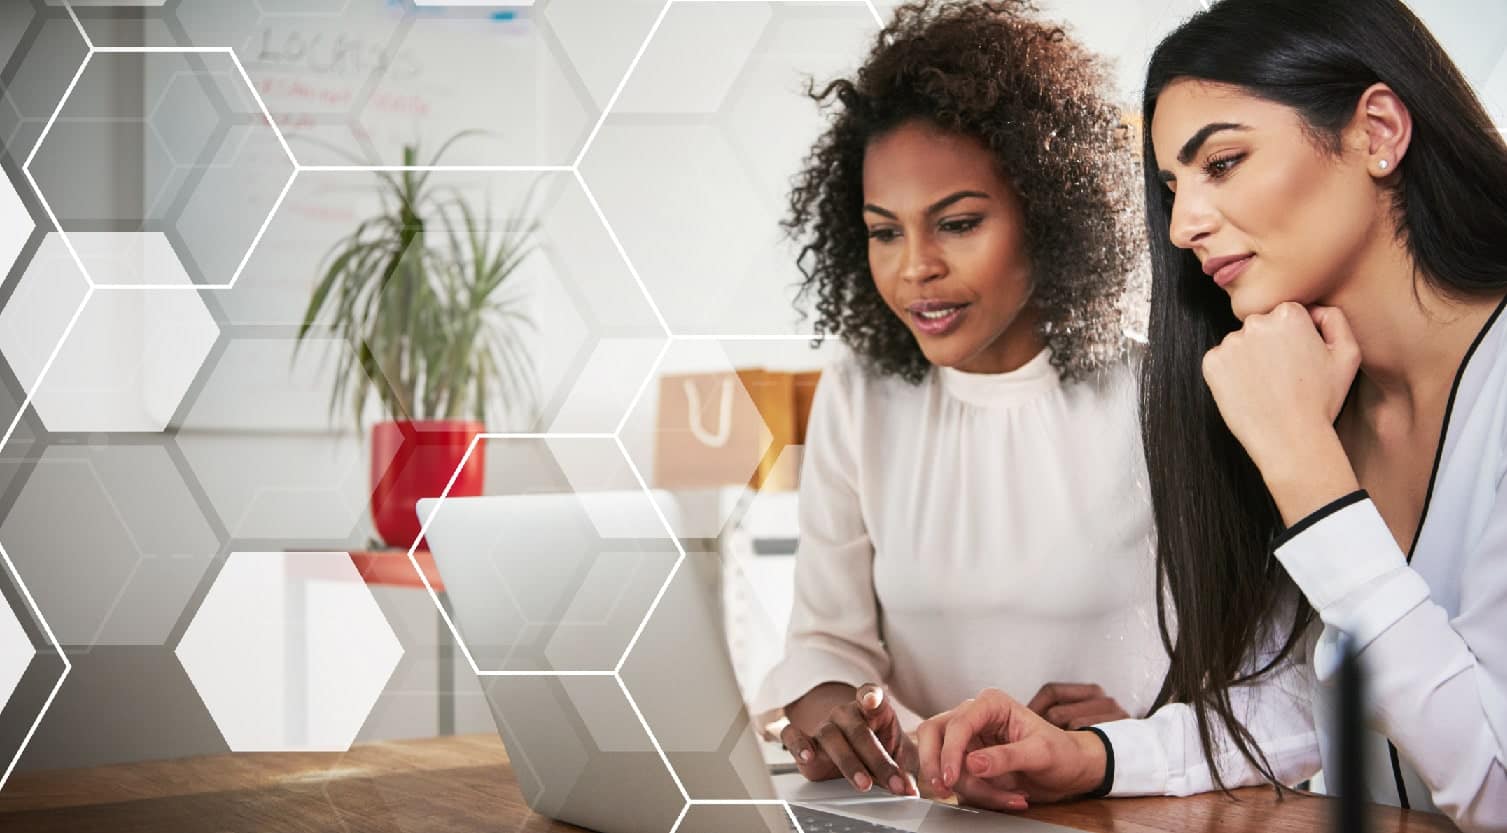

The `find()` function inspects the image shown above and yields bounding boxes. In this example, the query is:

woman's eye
[1203,152,1246,178]
[868,228,898,242]
[939,217,981,234]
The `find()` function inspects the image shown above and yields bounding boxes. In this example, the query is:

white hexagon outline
[0,0,92,794]
[571,0,878,344]
[0,541,62,789]
[21,283,222,434]
[173,548,404,753]
[174,333,391,543]
[0,559,36,725]
[20,13,299,292]
[404,431,691,809]
[408,432,681,681]
[1,444,216,649]
[146,67,237,169]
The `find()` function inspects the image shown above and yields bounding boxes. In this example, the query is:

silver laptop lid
[418,491,778,833]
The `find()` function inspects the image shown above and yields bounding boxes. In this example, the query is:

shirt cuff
[1094,717,1169,796]
[1273,493,1419,641]
[1270,489,1370,550]
[1076,727,1115,798]
[749,646,883,727]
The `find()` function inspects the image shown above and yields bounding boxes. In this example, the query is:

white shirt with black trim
[1096,298,1507,833]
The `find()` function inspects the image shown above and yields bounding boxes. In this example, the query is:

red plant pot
[370,419,485,550]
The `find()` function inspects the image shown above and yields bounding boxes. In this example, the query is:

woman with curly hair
[749,0,1162,803]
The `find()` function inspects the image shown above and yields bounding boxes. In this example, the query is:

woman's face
[1150,79,1385,320]
[862,119,1039,374]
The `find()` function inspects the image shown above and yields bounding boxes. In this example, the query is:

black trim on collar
[1409,292,1507,565]
[1376,291,1507,810]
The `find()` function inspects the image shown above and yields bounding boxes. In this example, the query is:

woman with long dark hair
[911,1,1507,829]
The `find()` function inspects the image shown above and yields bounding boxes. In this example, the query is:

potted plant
[295,137,541,549]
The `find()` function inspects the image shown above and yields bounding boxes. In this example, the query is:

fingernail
[854,773,872,791]
[799,748,812,762]
[889,775,906,795]
[943,766,955,785]
[862,692,880,709]
[968,752,987,772]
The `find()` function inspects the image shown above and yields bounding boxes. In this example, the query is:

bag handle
[684,377,735,448]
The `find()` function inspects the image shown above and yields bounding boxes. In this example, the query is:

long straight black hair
[1141,0,1507,790]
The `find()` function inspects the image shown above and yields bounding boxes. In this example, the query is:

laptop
[418,491,1076,833]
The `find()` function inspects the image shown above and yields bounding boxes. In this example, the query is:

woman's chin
[916,338,971,370]
[1228,289,1281,323]
[1226,279,1314,323]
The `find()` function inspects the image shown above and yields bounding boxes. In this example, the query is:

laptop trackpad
[829,798,1079,831]
[775,774,1082,831]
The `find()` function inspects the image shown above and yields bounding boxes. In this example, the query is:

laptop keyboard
[789,804,913,833]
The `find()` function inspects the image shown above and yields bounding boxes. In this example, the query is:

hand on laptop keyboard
[781,683,919,797]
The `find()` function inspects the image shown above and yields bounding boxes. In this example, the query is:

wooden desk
[0,734,1457,833]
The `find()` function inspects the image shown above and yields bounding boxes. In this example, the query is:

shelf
[348,549,445,592]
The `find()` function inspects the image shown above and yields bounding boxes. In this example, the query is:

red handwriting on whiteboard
[251,27,422,82]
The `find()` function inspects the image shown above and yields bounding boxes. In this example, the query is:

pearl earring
[1378,159,1390,170]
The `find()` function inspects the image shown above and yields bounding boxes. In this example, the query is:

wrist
[1068,728,1111,797]
[786,683,857,733]
[1256,434,1360,526]
[1245,419,1341,478]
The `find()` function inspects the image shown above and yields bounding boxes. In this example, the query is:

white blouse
[1099,298,1507,833]
[751,345,1168,727]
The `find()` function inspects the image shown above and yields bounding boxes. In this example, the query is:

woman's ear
[1353,83,1412,178]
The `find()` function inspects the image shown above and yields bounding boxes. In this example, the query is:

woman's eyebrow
[1177,122,1250,164]
[863,190,991,219]
[925,190,991,214]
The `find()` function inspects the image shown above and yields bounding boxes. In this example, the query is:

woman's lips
[908,303,968,336]
[1207,255,1253,288]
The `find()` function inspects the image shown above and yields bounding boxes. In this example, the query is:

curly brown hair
[787,0,1146,383]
